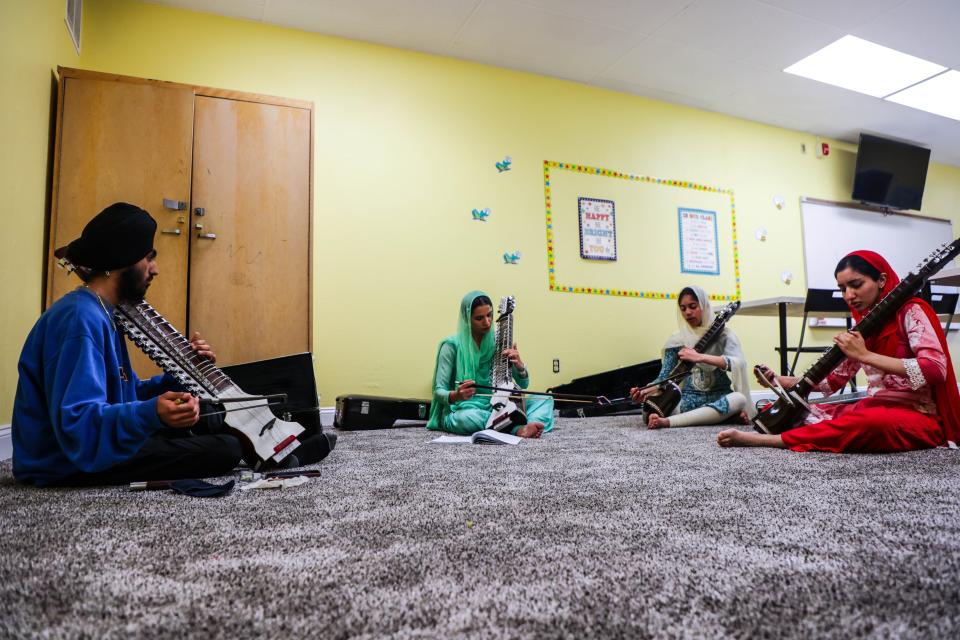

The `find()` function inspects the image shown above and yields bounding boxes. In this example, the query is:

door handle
[197,233,217,240]
[160,228,182,235]
[163,198,187,211]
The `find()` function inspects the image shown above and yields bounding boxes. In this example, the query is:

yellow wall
[0,1,80,423]
[3,0,960,423]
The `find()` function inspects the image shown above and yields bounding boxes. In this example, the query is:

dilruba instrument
[485,296,528,432]
[56,254,303,468]
[643,300,741,418]
[753,238,960,435]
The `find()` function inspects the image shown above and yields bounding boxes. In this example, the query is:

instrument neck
[799,268,926,388]
[691,311,729,354]
[492,302,515,386]
[117,300,236,396]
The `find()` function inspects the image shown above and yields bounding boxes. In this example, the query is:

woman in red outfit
[718,250,960,452]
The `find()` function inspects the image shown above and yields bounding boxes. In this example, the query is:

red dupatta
[846,250,960,445]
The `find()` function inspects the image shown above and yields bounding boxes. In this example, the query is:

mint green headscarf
[427,291,496,428]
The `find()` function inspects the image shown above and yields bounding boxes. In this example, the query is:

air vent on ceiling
[65,0,82,54]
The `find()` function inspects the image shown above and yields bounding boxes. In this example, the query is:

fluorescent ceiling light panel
[784,35,945,98]
[886,70,960,121]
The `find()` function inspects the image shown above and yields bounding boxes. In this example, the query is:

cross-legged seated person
[718,251,960,452]
[630,286,754,429]
[12,203,330,486]
[427,291,553,438]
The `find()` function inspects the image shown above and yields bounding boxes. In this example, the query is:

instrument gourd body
[643,300,741,418]
[752,238,960,435]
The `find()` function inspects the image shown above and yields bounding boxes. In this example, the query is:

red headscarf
[843,250,960,444]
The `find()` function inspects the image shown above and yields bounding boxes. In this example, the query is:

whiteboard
[800,198,954,289]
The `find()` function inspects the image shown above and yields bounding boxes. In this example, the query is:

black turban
[63,202,157,271]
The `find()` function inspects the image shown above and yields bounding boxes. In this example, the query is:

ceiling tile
[263,0,479,55]
[756,0,906,31]
[517,0,694,34]
[450,0,643,81]
[853,0,960,67]
[143,0,266,21]
[598,38,760,102]
[652,0,845,71]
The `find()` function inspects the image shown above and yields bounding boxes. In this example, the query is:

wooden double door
[47,68,312,375]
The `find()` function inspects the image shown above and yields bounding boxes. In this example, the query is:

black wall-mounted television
[852,133,931,211]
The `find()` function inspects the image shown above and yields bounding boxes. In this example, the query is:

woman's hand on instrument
[629,385,653,404]
[678,347,704,364]
[753,364,777,386]
[754,364,799,389]
[450,380,476,403]
[156,391,200,428]
[834,330,870,361]
[503,343,525,371]
[190,331,216,363]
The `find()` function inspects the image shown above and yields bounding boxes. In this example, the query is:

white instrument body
[485,296,527,432]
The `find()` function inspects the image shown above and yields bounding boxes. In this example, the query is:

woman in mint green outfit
[427,291,554,438]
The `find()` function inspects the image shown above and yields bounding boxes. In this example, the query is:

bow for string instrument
[642,300,742,418]
[753,237,960,435]
[484,295,528,432]
[56,253,304,468]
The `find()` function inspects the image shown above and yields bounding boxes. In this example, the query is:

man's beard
[117,264,150,303]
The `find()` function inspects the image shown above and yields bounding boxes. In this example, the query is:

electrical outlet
[552,359,560,373]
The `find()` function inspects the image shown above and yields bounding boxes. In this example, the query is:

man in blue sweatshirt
[12,203,242,486]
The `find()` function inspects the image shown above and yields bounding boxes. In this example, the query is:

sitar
[643,300,741,418]
[56,255,304,467]
[753,238,960,435]
[484,295,528,432]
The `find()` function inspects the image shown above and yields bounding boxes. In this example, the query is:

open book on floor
[431,429,522,445]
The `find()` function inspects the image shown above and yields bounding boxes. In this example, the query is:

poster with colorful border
[678,208,719,275]
[578,197,617,261]
[543,160,741,301]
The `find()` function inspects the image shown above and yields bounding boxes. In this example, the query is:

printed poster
[578,197,617,261]
[678,208,719,275]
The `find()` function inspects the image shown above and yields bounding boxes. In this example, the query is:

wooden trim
[800,197,951,224]
[45,70,70,309]
[57,67,312,110]
[308,99,315,353]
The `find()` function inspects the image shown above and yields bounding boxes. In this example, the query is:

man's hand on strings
[190,331,216,362]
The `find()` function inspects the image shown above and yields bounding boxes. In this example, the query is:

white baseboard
[320,407,335,428]
[0,424,11,462]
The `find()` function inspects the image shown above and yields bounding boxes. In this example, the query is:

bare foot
[736,410,751,425]
[716,428,786,448]
[646,413,670,429]
[516,422,544,438]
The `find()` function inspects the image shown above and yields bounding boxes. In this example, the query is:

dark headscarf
[63,202,157,271]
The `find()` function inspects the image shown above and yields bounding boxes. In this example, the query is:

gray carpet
[1,416,959,639]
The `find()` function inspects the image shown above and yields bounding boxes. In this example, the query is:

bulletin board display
[544,160,741,301]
